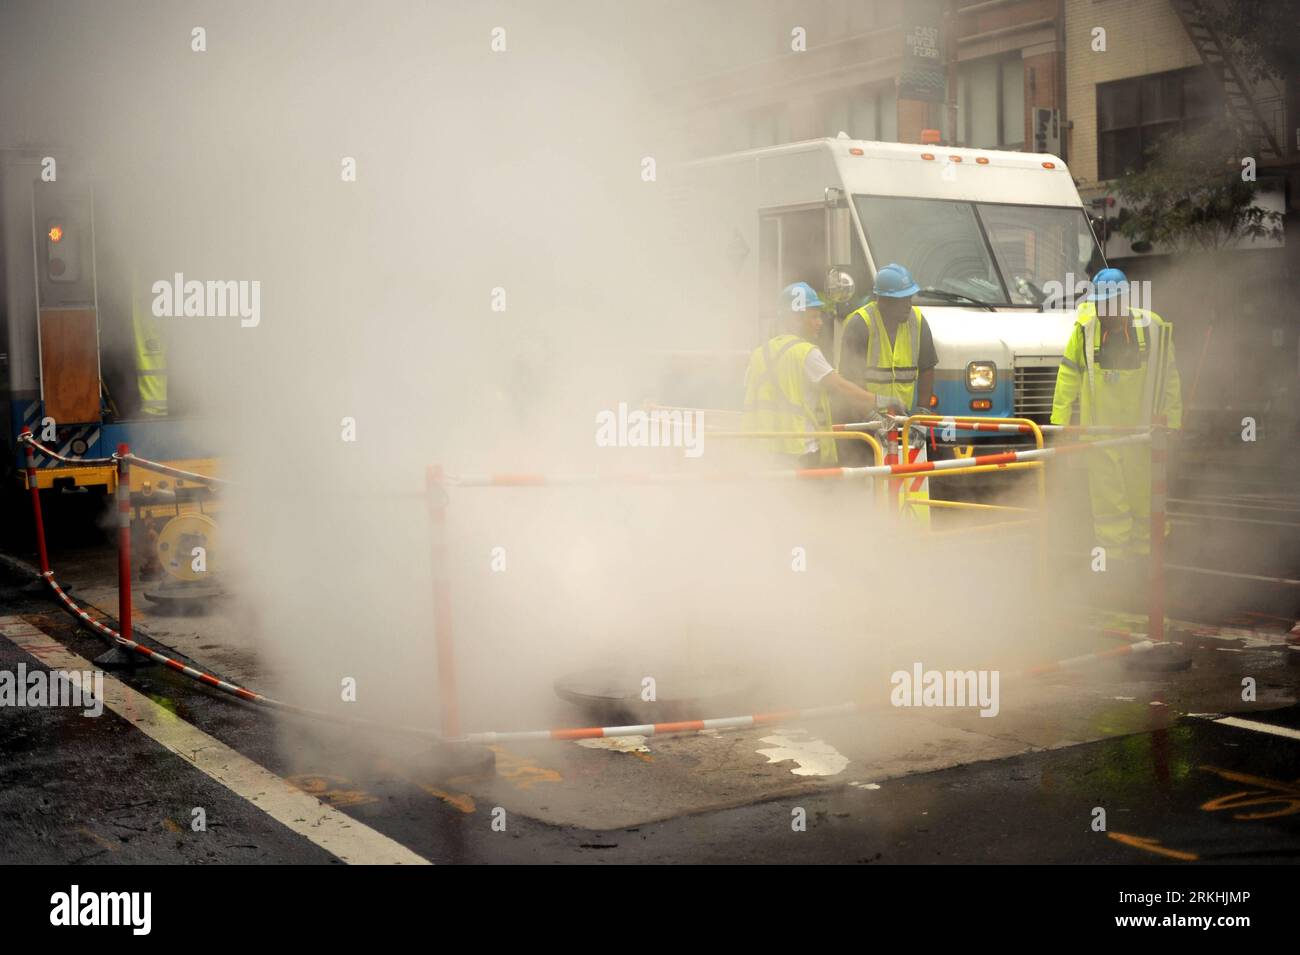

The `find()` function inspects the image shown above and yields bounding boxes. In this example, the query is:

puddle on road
[756,729,849,777]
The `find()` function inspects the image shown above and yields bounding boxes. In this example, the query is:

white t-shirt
[804,347,833,385]
[801,347,834,453]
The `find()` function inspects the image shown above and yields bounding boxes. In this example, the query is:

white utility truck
[670,136,1108,440]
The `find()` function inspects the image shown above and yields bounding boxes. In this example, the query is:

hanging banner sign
[899,0,946,103]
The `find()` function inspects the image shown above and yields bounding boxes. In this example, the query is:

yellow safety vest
[1051,305,1181,429]
[836,301,926,409]
[742,334,837,465]
[132,272,168,416]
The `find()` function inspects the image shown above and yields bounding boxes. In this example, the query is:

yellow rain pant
[1052,308,1181,560]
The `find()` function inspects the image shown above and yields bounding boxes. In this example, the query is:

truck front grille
[1013,361,1060,424]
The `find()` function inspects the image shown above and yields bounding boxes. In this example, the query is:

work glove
[875,394,908,416]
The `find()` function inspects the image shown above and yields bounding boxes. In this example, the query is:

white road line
[1192,714,1300,742]
[0,617,430,865]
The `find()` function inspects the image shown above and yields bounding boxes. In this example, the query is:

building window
[1096,68,1221,179]
[958,54,1025,149]
[823,85,898,142]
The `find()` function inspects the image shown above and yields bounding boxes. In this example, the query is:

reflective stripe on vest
[843,302,924,404]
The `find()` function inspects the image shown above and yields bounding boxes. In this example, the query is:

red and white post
[426,465,461,738]
[1148,427,1167,643]
[20,428,51,576]
[116,443,133,644]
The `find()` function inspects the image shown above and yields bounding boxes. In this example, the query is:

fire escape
[1169,0,1284,160]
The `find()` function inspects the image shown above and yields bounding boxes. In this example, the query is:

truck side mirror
[823,266,855,306]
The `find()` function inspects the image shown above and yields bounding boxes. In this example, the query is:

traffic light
[45,214,81,282]
[33,189,95,307]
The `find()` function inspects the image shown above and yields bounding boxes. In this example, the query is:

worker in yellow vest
[835,263,937,416]
[835,264,936,521]
[132,270,168,416]
[1051,268,1182,559]
[742,282,883,467]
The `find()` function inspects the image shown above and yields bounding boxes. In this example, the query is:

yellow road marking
[1198,765,1300,820]
[419,785,477,814]
[286,773,380,809]
[489,746,562,791]
[1108,832,1198,861]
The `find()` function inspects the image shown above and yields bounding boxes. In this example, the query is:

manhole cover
[554,664,757,724]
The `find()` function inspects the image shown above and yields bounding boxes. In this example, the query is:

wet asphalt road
[2,558,1299,865]
[4,432,1299,865]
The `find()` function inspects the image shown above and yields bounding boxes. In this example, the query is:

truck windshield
[853,196,1105,308]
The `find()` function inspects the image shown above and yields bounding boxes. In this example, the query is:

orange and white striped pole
[1149,427,1168,643]
[460,640,1162,744]
[116,443,133,646]
[445,432,1151,489]
[20,429,50,576]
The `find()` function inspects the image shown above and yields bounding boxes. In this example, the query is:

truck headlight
[966,361,997,392]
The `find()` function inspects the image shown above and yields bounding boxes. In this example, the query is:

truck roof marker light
[849,147,864,155]
[970,399,992,411]
[920,152,935,161]
[948,155,962,163]
[1041,161,1056,169]
[975,157,989,165]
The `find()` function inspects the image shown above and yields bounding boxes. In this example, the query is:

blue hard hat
[781,281,824,312]
[872,263,920,298]
[1086,267,1129,301]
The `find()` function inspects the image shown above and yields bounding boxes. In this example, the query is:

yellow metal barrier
[707,422,1050,579]
[899,414,1044,503]
[915,498,1033,514]
[20,456,221,494]
[900,414,1044,471]
[710,428,1045,522]
[20,464,115,491]
[920,461,1042,480]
